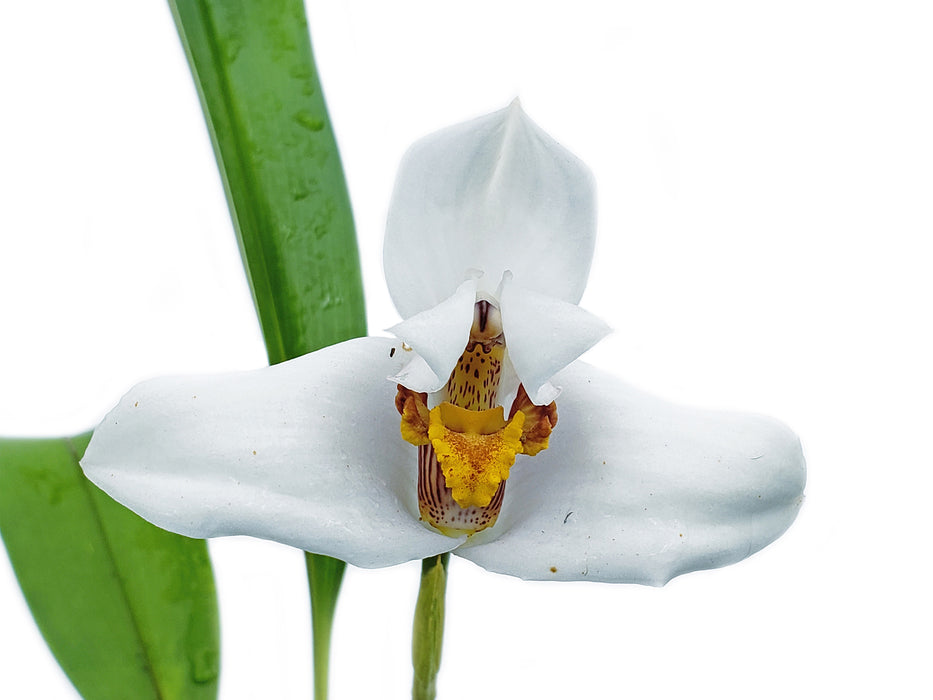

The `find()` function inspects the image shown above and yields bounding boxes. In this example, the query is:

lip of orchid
[396,293,560,537]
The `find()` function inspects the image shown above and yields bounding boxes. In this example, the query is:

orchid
[81,102,805,587]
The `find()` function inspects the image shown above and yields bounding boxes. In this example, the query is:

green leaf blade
[168,0,366,365]
[0,435,220,700]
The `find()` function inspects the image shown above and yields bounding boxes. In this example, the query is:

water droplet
[191,648,220,684]
[293,110,324,132]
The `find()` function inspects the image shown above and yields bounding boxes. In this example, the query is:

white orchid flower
[81,102,805,586]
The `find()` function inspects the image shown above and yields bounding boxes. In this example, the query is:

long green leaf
[168,0,366,362]
[0,435,220,700]
[166,2,367,697]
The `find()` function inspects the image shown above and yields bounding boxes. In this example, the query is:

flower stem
[305,553,346,700]
[411,553,450,700]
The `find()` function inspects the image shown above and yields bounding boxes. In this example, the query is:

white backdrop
[2,1,931,697]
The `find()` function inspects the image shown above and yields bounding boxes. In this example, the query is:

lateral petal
[388,279,476,393]
[499,279,610,405]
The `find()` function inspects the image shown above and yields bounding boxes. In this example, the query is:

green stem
[411,553,450,700]
[305,553,346,700]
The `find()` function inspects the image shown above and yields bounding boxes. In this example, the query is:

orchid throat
[396,299,557,536]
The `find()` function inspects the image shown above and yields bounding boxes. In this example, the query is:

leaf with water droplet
[0,435,220,700]
[169,0,365,362]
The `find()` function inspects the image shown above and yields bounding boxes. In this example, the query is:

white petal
[388,352,439,395]
[388,279,476,392]
[458,361,806,585]
[499,279,611,405]
[81,337,460,568]
[384,100,597,319]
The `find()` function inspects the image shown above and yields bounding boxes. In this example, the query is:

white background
[1,1,931,698]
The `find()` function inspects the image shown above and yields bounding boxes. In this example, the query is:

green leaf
[166,2,366,698]
[167,0,366,364]
[0,434,220,700]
